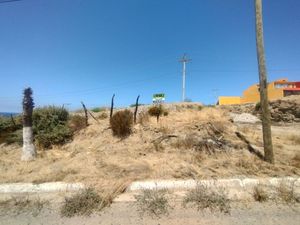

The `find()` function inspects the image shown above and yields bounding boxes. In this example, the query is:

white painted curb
[0,177,299,195]
[127,177,300,191]
[0,182,85,193]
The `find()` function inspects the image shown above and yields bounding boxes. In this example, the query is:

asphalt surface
[1,201,299,225]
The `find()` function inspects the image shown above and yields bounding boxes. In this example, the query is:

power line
[0,72,179,100]
[0,0,23,3]
[190,69,300,73]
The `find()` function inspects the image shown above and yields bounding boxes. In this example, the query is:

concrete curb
[0,177,299,195]
[111,177,300,202]
[127,177,300,191]
[0,182,84,193]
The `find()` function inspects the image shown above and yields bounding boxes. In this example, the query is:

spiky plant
[21,87,36,161]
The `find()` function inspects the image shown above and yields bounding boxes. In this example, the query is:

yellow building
[218,78,300,105]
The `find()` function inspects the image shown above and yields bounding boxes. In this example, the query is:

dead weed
[0,196,48,217]
[135,189,172,217]
[183,184,231,214]
[253,184,269,202]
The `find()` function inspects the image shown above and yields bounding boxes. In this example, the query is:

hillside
[0,102,299,191]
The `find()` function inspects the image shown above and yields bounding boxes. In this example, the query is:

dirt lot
[0,103,299,191]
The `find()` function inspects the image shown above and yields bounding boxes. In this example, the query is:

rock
[222,96,300,123]
[230,113,260,124]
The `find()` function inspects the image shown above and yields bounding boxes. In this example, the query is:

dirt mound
[220,96,300,123]
[0,105,299,191]
[267,96,300,122]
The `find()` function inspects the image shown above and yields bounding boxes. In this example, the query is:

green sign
[153,93,165,103]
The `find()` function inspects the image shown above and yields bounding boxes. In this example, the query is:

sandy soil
[1,201,299,225]
[0,105,299,191]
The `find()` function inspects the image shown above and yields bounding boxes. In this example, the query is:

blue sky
[0,0,299,112]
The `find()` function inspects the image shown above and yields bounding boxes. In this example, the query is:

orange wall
[218,79,288,105]
[241,84,260,104]
[240,82,284,104]
[218,96,241,105]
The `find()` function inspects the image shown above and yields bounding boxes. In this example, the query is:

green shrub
[255,102,261,111]
[5,129,23,146]
[0,115,22,133]
[129,103,144,107]
[68,115,87,133]
[148,105,164,117]
[0,116,13,132]
[184,98,192,102]
[110,110,133,138]
[204,104,215,108]
[91,107,106,113]
[0,115,22,145]
[33,106,72,149]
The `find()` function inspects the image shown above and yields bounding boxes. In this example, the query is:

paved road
[1,202,300,225]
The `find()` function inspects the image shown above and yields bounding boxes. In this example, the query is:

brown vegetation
[60,188,104,217]
[110,110,133,138]
[183,184,231,214]
[135,189,171,217]
[0,104,299,194]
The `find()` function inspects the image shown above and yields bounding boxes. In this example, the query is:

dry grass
[157,125,172,135]
[0,197,48,217]
[253,184,269,202]
[98,112,108,120]
[135,189,171,217]
[0,105,299,195]
[32,169,78,184]
[291,153,300,168]
[287,134,300,145]
[276,181,300,204]
[68,115,87,133]
[60,188,104,217]
[172,134,198,150]
[138,111,150,126]
[183,184,231,214]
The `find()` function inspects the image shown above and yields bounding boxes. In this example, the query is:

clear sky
[0,0,299,112]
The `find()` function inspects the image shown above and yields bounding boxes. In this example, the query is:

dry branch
[235,131,264,160]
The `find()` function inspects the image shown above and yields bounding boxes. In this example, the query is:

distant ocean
[0,112,20,117]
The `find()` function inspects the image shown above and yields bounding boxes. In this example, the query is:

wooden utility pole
[255,0,274,163]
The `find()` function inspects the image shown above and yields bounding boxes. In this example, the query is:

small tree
[21,87,36,161]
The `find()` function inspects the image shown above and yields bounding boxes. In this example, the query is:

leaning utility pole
[255,0,274,163]
[179,54,191,102]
